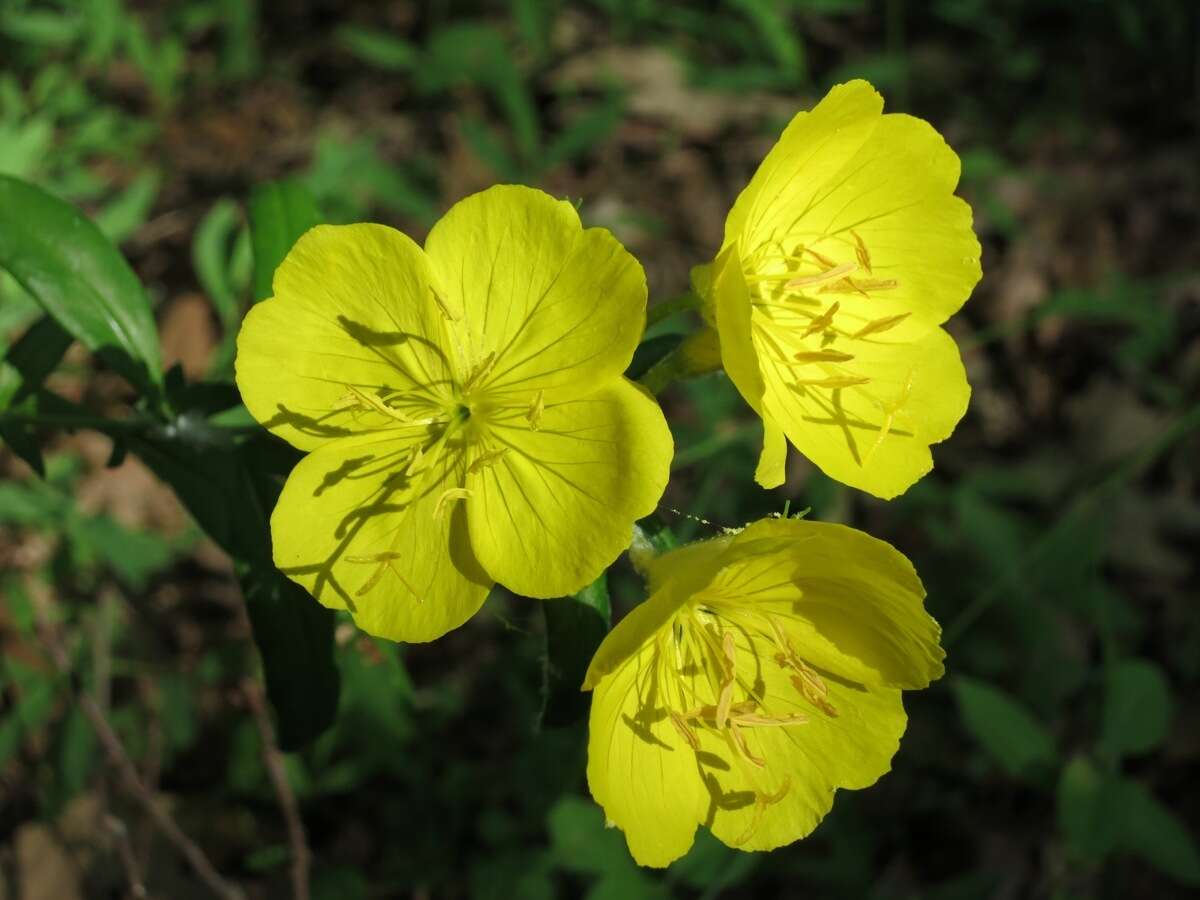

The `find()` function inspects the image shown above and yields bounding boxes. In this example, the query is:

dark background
[1,1,1198,897]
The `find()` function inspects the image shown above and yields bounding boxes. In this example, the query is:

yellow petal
[722,80,883,252]
[270,430,492,643]
[423,185,647,399]
[782,112,981,325]
[235,224,454,451]
[756,315,969,498]
[721,519,945,689]
[755,419,787,488]
[696,638,907,852]
[586,608,708,867]
[711,245,765,413]
[466,378,671,598]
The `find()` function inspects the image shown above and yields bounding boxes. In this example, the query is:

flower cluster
[235,79,978,864]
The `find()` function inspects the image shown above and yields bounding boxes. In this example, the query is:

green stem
[646,292,703,329]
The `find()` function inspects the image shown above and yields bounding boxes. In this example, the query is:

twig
[28,581,244,900]
[240,679,312,900]
[105,814,150,899]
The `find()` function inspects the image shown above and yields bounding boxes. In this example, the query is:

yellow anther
[794,375,870,389]
[432,487,472,521]
[852,312,911,340]
[733,711,809,727]
[804,247,840,269]
[785,262,857,290]
[801,301,840,338]
[728,721,766,768]
[790,663,839,718]
[462,351,497,393]
[848,278,898,292]
[669,711,701,751]
[526,389,545,431]
[851,229,872,273]
[791,349,856,364]
[467,447,508,475]
[765,616,838,717]
[820,276,871,298]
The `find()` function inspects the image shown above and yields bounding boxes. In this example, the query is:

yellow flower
[235,185,672,642]
[583,517,944,867]
[695,80,981,498]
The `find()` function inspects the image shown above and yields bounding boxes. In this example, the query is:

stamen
[731,777,792,846]
[332,392,359,410]
[863,368,915,464]
[341,385,431,425]
[526,390,545,431]
[789,663,839,718]
[432,487,472,520]
[345,551,420,601]
[820,277,898,294]
[785,262,857,290]
[801,301,840,338]
[851,230,872,273]
[462,351,497,394]
[793,375,870,389]
[669,711,701,750]
[766,615,838,717]
[714,631,737,729]
[432,288,459,321]
[728,722,766,768]
[804,247,840,269]
[852,312,910,340]
[405,445,426,476]
[819,276,870,298]
[791,349,855,364]
[467,447,508,475]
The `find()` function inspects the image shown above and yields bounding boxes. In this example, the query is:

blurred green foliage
[1,0,1198,898]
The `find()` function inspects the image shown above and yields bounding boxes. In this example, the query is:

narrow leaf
[0,176,162,395]
[248,180,320,303]
[952,675,1056,778]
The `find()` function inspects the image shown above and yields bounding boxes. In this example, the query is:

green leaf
[335,25,419,70]
[540,574,611,728]
[94,170,160,244]
[543,90,626,170]
[239,565,340,751]
[1101,658,1173,757]
[1118,778,1200,884]
[192,197,243,325]
[952,676,1057,778]
[0,176,163,396]
[66,515,175,590]
[0,315,75,474]
[56,704,97,802]
[248,180,320,303]
[1057,756,1124,860]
